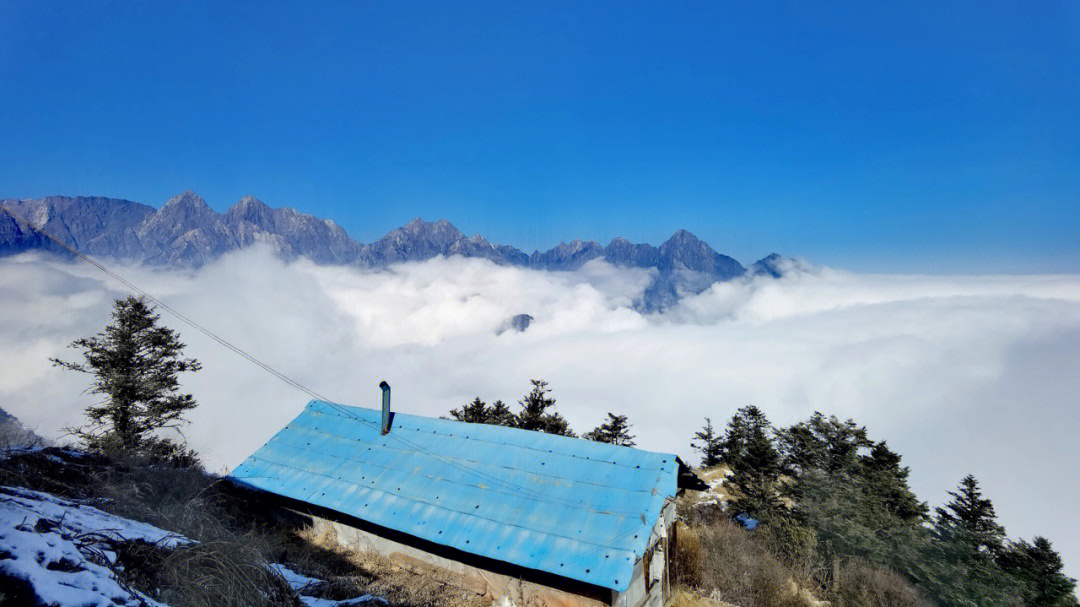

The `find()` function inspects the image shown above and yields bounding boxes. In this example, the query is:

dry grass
[0,448,298,606]
[673,485,930,607]
[115,535,297,607]
[673,519,816,607]
[0,447,488,607]
[832,561,933,607]
[667,588,739,607]
[292,525,489,607]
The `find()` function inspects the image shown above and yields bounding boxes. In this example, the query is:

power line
[0,206,334,403]
[1,205,653,520]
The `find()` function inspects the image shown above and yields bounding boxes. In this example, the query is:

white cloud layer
[2,248,1079,577]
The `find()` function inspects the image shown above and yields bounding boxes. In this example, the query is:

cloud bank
[2,248,1079,577]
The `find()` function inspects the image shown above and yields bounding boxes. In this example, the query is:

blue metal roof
[229,400,678,591]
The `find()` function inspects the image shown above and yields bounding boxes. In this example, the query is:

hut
[229,392,680,607]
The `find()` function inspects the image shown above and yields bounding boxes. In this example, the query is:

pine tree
[860,441,928,522]
[691,417,723,468]
[514,379,575,437]
[449,397,490,423]
[449,398,515,426]
[998,537,1078,606]
[776,415,926,523]
[52,296,201,461]
[777,412,869,475]
[486,400,515,426]
[721,406,782,519]
[935,474,1007,557]
[584,413,635,446]
[720,406,772,469]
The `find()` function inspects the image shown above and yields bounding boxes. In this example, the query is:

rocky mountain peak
[429,219,465,240]
[235,195,268,210]
[529,238,603,270]
[750,253,783,278]
[750,253,804,278]
[604,237,659,268]
[398,218,464,241]
[226,196,274,228]
[370,217,470,263]
[559,239,602,255]
[658,229,712,267]
[655,229,746,279]
[136,191,230,265]
[162,190,210,211]
[147,192,216,225]
[660,229,704,250]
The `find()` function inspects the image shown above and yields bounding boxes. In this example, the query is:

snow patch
[0,485,190,606]
[0,445,46,459]
[270,561,323,592]
[299,596,388,607]
[271,563,387,607]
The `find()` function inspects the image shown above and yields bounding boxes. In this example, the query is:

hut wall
[307,513,610,607]
[612,500,675,607]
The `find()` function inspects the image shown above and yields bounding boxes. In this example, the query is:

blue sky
[2,1,1077,271]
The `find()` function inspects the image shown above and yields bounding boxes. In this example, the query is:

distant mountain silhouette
[0,405,44,447]
[1,191,796,310]
[749,252,809,278]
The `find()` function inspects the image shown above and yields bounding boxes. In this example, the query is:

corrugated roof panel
[229,400,678,591]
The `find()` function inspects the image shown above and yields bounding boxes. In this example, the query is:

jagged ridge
[1,191,792,310]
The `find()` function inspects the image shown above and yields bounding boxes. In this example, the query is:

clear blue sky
[2,2,1078,271]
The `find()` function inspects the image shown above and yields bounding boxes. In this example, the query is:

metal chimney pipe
[379,381,391,434]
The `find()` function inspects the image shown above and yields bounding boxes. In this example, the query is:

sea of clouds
[2,247,1079,576]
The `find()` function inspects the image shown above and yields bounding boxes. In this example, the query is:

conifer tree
[720,406,773,470]
[777,412,869,474]
[486,400,515,426]
[721,406,782,518]
[998,537,1078,606]
[52,296,201,461]
[934,474,1007,557]
[584,413,635,446]
[861,441,928,521]
[449,397,489,423]
[449,398,515,426]
[514,379,575,437]
[691,417,723,468]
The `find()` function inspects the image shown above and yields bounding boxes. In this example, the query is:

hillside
[0,446,484,607]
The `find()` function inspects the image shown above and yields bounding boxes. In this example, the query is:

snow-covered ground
[0,482,388,606]
[271,562,388,607]
[686,465,731,509]
[0,485,188,606]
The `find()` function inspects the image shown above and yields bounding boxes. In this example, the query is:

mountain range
[1,191,791,310]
